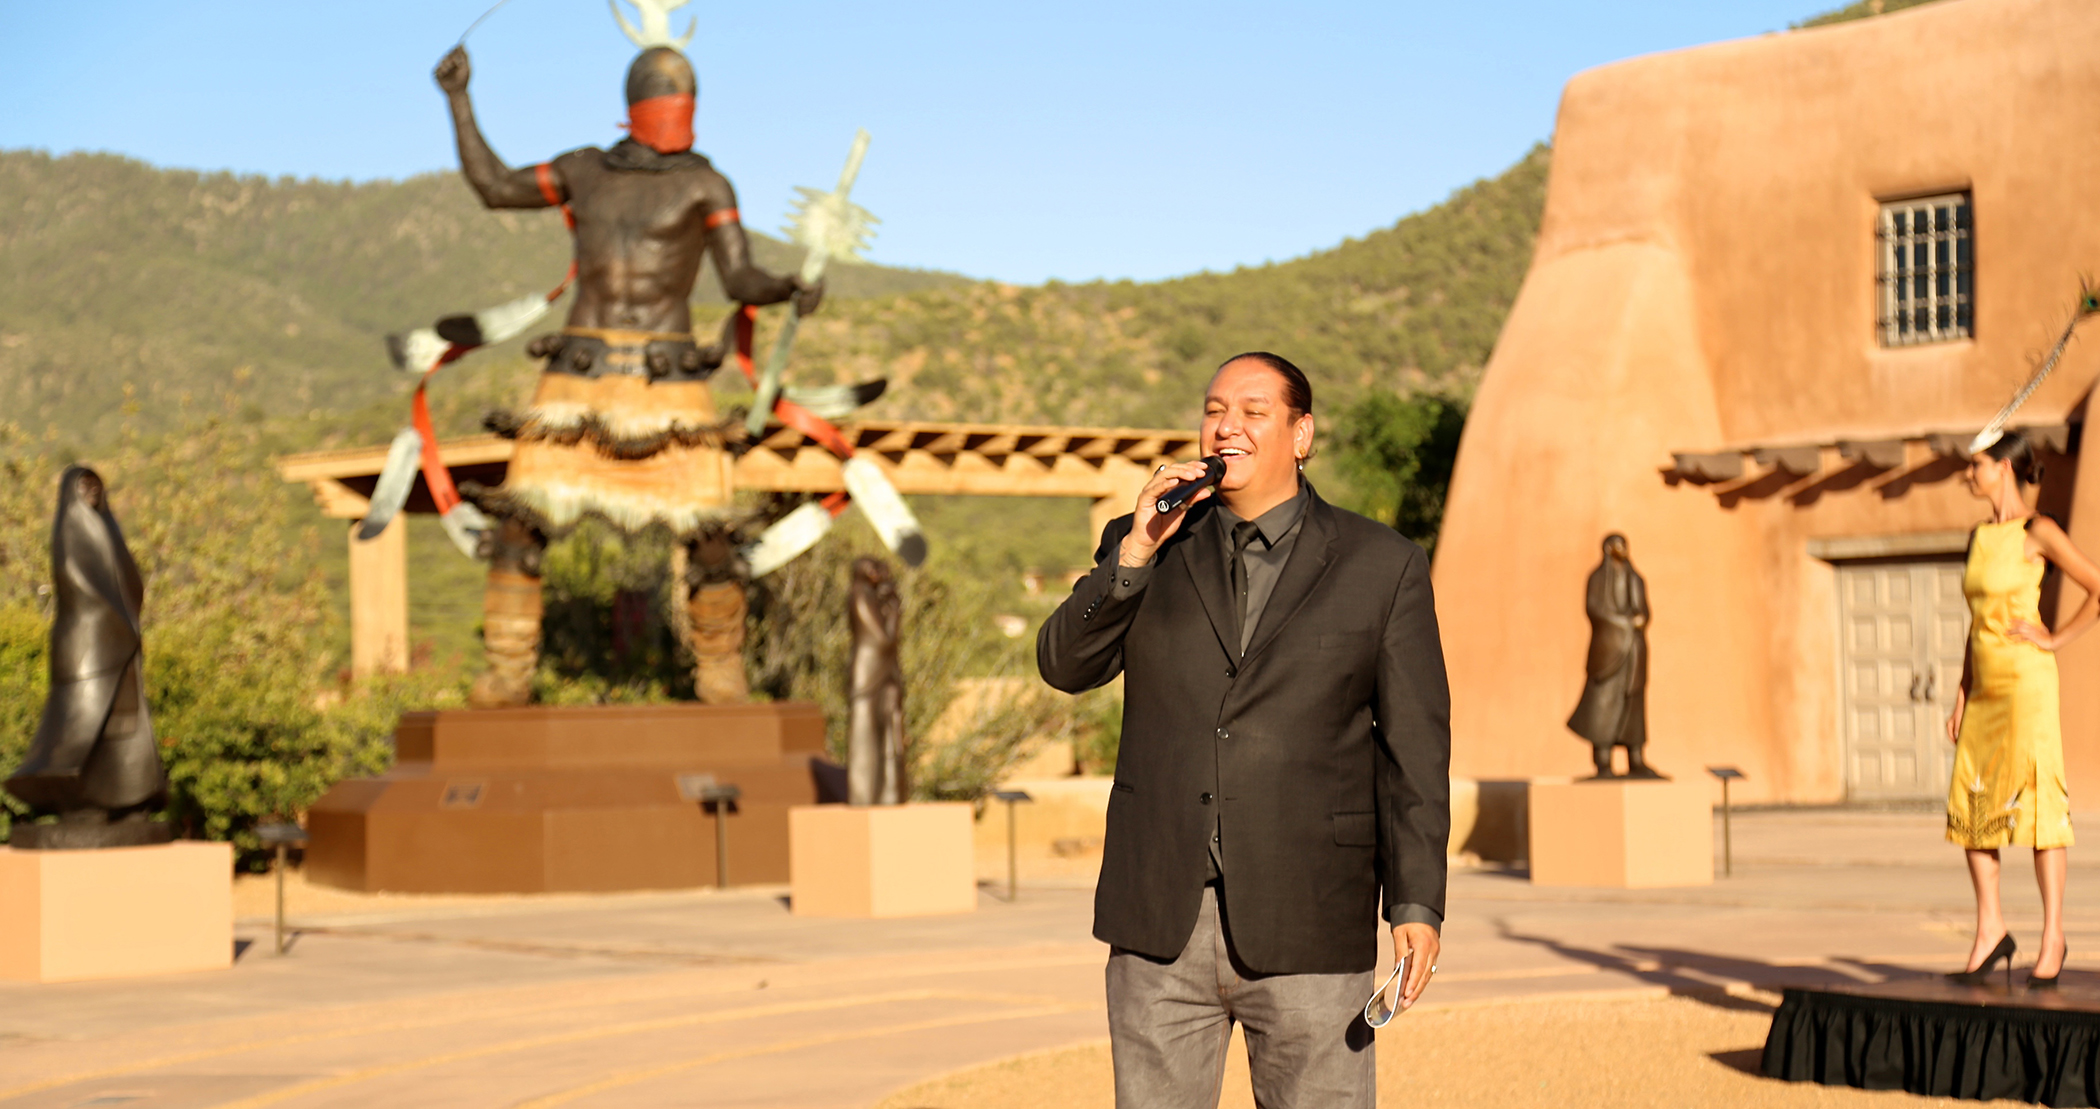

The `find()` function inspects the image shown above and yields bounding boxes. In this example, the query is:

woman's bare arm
[1948,638,1971,744]
[2017,517,2100,651]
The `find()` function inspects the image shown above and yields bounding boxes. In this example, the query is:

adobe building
[1434,0,2100,805]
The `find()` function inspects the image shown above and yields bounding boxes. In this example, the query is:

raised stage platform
[306,703,845,894]
[1763,976,2100,1106]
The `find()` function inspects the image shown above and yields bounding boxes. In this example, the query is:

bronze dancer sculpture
[5,467,173,848]
[1567,533,1664,779]
[847,557,907,805]
[429,41,821,708]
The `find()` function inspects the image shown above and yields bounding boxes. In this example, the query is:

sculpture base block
[1528,778,1713,888]
[305,703,837,894]
[9,818,176,850]
[0,841,232,982]
[789,803,976,918]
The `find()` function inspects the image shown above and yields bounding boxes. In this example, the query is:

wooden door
[1838,560,1967,801]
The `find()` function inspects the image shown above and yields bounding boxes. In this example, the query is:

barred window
[1878,193,1972,347]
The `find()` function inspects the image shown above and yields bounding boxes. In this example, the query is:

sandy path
[877,991,2016,1109]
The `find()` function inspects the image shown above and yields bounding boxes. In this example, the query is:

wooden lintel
[968,433,1017,455]
[852,429,903,453]
[733,447,1131,498]
[278,421,1197,511]
[1071,437,1114,459]
[276,435,514,483]
[1122,437,1167,459]
[310,478,372,520]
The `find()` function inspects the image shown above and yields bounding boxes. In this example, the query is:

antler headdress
[610,0,695,51]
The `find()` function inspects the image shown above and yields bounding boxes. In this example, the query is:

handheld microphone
[1155,456,1226,515]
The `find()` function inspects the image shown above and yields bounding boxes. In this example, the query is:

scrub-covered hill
[0,149,961,450]
[1,145,1549,451]
[775,146,1550,430]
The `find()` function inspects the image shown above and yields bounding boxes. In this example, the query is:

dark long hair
[1219,352,1313,417]
[1984,431,2044,486]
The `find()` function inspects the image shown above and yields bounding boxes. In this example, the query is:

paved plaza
[3,808,2096,1108]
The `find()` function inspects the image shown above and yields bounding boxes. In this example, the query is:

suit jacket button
[1225,667,1236,679]
[1215,727,1230,740]
[1200,792,1213,804]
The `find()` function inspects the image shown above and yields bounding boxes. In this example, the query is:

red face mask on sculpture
[625,94,695,154]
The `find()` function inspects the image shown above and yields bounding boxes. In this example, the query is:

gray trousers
[1105,884,1375,1108]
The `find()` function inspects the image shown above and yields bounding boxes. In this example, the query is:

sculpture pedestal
[788,803,976,918]
[0,841,232,982]
[1528,778,1712,888]
[305,703,839,894]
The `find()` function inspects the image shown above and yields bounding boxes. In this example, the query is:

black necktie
[1230,520,1260,653]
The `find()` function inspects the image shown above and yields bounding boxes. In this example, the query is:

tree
[1328,391,1467,550]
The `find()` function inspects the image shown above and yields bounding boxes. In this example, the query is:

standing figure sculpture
[847,557,907,805]
[5,467,172,849]
[430,40,822,708]
[1567,533,1663,779]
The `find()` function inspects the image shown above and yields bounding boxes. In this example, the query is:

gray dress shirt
[1107,481,1441,931]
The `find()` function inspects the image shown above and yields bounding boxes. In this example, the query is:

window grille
[1878,193,1972,347]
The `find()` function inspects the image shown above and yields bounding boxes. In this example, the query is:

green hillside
[2,144,1548,450]
[1795,0,1945,29]
[765,145,1549,430]
[0,149,961,451]
[0,142,1551,687]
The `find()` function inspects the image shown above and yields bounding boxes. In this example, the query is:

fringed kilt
[467,329,741,538]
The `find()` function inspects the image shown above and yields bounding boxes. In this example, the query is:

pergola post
[348,520,409,677]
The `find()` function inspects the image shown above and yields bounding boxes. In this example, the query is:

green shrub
[531,517,689,704]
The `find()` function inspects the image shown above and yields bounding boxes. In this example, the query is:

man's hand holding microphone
[1120,458,1225,568]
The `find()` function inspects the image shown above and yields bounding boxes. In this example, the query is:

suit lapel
[1174,505,1238,661]
[1241,493,1339,665]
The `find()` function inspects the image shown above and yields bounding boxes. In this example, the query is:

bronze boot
[687,579,749,704]
[469,567,543,708]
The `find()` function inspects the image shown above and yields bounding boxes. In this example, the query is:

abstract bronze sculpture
[5,467,173,848]
[847,557,907,805]
[1567,533,1664,780]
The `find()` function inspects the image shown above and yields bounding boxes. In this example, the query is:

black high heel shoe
[1947,933,2017,987]
[2028,943,2069,990]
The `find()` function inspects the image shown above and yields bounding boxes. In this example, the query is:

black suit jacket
[1037,490,1451,975]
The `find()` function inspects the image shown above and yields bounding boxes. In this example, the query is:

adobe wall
[1435,0,2100,803]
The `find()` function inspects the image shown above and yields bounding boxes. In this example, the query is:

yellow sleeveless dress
[1945,518,2074,849]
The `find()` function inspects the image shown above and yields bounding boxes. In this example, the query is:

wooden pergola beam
[274,419,1198,677]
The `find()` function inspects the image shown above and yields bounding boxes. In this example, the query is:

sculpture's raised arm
[435,46,559,210]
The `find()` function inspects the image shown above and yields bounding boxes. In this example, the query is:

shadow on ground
[1489,920,1979,1013]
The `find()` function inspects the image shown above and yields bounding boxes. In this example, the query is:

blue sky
[2,0,1841,283]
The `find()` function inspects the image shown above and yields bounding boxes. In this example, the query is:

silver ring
[1156,463,1167,474]
[1430,965,1438,974]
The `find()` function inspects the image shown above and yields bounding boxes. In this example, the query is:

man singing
[1038,352,1451,1107]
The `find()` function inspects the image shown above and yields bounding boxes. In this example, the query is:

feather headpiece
[1969,281,2100,455]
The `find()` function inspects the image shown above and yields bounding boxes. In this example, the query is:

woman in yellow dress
[1946,432,2100,987]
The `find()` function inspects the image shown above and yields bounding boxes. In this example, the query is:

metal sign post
[257,822,310,955]
[700,783,742,889]
[991,790,1034,901]
[1705,767,1745,877]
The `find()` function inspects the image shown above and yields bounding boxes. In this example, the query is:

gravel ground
[878,992,2018,1109]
